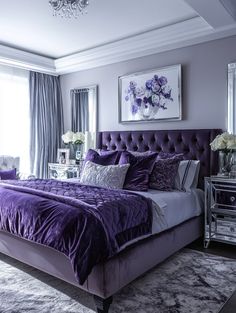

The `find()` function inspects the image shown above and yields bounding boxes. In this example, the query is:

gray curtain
[71,88,89,132]
[29,72,64,178]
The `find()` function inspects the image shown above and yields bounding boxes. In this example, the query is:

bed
[0,129,221,313]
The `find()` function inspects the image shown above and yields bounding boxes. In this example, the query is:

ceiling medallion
[49,0,89,18]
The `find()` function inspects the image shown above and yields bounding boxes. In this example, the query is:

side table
[48,162,83,180]
[204,176,236,248]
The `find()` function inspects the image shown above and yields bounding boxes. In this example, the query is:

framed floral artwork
[118,64,182,123]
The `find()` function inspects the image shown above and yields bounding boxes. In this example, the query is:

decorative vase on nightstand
[69,143,76,160]
[218,150,234,176]
[210,132,236,177]
[69,143,83,162]
[61,130,85,161]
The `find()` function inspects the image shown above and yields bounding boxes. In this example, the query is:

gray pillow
[175,160,200,191]
[80,161,130,189]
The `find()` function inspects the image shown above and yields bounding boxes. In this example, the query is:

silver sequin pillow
[80,161,130,189]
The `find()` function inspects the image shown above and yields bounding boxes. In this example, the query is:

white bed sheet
[134,188,204,235]
[66,179,204,249]
[116,188,204,251]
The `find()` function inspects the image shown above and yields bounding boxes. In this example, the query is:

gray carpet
[0,249,235,313]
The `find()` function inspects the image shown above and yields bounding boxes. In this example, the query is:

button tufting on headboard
[97,129,222,189]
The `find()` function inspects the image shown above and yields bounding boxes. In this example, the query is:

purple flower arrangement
[125,75,173,118]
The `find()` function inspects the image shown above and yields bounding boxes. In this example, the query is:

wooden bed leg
[93,295,113,313]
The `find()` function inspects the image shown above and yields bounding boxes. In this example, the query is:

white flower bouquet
[210,132,236,151]
[62,131,85,145]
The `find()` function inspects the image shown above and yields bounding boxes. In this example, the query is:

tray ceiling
[0,0,236,74]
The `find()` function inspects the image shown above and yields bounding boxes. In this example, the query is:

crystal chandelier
[49,0,89,18]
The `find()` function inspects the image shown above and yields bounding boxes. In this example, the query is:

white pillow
[175,160,200,191]
[80,161,130,189]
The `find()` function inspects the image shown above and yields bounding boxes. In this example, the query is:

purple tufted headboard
[97,129,222,189]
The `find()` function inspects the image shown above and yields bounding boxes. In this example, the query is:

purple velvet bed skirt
[0,215,203,298]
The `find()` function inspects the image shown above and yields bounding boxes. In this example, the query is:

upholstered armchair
[0,155,20,171]
[0,155,34,180]
[0,155,20,179]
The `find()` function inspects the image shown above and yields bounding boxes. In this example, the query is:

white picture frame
[57,148,70,164]
[119,64,182,123]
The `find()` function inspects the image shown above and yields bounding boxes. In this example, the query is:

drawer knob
[230,196,235,202]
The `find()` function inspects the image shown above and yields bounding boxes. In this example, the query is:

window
[0,65,30,174]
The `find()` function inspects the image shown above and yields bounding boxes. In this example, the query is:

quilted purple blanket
[0,179,153,284]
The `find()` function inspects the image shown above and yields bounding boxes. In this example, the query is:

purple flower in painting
[125,73,173,118]
[158,76,168,86]
[151,80,161,93]
[164,91,172,100]
[143,97,148,104]
[131,104,138,115]
[135,98,142,106]
[129,81,137,92]
[154,75,159,82]
[136,87,145,97]
[161,85,173,100]
[145,79,152,90]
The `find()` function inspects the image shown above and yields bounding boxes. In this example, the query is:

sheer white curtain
[0,65,30,174]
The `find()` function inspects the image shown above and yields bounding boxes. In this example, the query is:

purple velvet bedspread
[0,179,153,284]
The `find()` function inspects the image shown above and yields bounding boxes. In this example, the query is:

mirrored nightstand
[204,176,236,248]
[48,162,83,180]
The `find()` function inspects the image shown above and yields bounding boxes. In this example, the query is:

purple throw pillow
[149,155,183,191]
[0,168,17,180]
[119,151,157,191]
[85,149,120,166]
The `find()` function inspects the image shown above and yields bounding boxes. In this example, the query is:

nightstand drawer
[217,191,236,207]
[212,181,236,210]
[48,162,83,180]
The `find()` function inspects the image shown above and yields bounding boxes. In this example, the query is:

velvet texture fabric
[119,151,157,191]
[149,155,183,191]
[97,129,222,189]
[84,149,120,165]
[0,179,153,285]
[0,168,16,180]
[157,152,184,159]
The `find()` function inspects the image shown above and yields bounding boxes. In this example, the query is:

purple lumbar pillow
[84,149,120,166]
[0,168,17,180]
[149,155,183,191]
[119,151,157,191]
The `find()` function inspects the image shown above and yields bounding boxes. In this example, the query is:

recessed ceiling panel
[220,0,236,21]
[0,0,197,58]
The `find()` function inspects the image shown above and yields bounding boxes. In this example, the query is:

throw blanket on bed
[0,179,153,284]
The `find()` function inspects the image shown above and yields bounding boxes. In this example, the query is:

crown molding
[55,16,212,74]
[0,44,56,75]
[1,15,236,76]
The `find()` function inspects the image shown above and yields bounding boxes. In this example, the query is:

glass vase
[69,144,77,160]
[69,143,83,161]
[75,144,83,162]
[218,150,233,176]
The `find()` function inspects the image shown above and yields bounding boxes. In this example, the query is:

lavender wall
[60,35,236,132]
